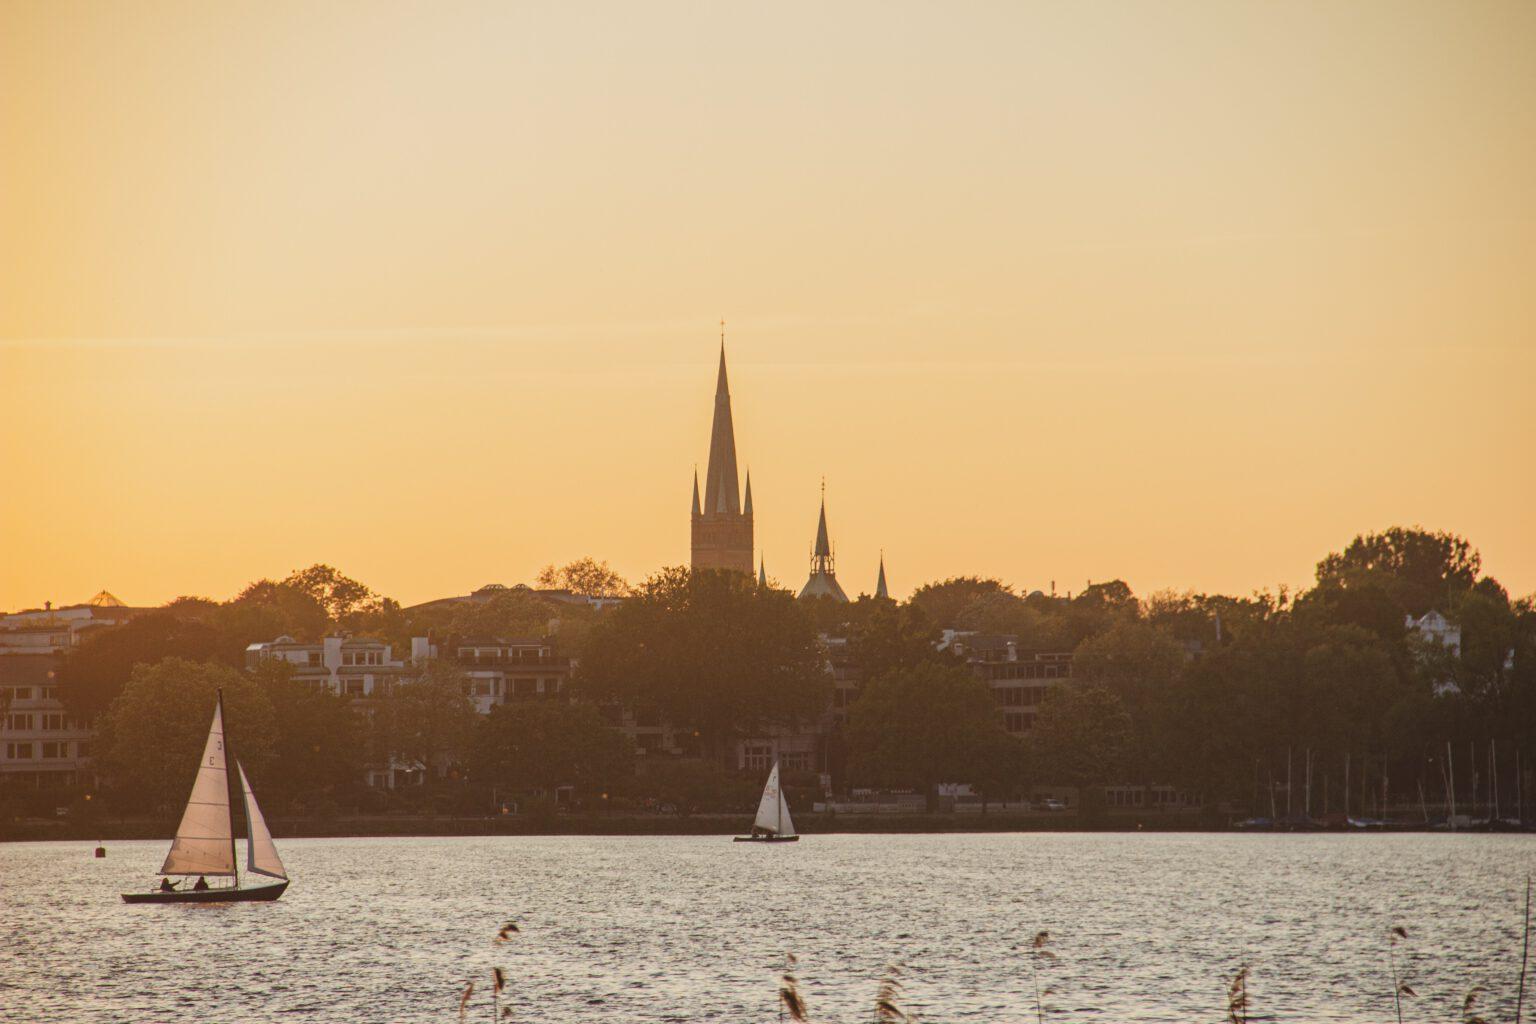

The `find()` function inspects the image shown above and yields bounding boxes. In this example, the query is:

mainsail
[239,762,287,880]
[160,701,236,876]
[752,761,796,837]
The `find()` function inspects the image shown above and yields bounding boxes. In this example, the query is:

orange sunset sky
[3,0,1534,612]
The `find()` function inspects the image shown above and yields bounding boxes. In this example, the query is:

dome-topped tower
[797,486,848,603]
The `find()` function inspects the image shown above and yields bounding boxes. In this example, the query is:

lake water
[2,834,1533,1023]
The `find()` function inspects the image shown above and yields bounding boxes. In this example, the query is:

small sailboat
[122,689,289,903]
[734,760,799,843]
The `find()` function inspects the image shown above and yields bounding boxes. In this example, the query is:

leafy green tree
[634,758,760,815]
[576,567,828,753]
[1072,621,1185,711]
[1453,580,1518,696]
[846,661,1012,811]
[470,702,631,800]
[536,557,630,598]
[96,658,276,815]
[283,564,377,620]
[1030,686,1133,794]
[1315,527,1479,617]
[372,660,477,777]
[845,600,951,684]
[909,576,1013,630]
[223,579,330,642]
[445,589,572,639]
[249,660,367,813]
[58,612,231,721]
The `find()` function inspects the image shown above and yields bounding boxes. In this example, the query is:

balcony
[455,655,569,668]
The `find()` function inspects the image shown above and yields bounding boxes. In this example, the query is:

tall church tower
[691,340,754,574]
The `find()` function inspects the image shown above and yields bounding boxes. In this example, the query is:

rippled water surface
[3,834,1533,1022]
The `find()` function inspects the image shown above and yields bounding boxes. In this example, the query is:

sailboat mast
[218,688,240,887]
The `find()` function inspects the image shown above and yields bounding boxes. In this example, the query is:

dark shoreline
[6,811,1527,842]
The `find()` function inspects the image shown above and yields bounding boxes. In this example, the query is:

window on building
[41,741,67,758]
[345,679,366,696]
[6,742,34,759]
[41,687,58,701]
[743,744,772,771]
[43,714,64,731]
[307,652,321,665]
[514,678,537,697]
[781,752,812,772]
[6,713,34,732]
[10,688,32,702]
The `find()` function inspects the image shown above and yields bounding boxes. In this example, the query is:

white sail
[753,761,784,835]
[238,761,287,880]
[777,778,796,839]
[160,702,236,876]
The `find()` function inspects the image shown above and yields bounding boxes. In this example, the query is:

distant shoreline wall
[0,808,1312,843]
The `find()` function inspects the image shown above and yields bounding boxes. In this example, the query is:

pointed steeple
[759,555,767,588]
[875,552,889,600]
[813,483,831,558]
[743,470,753,516]
[703,338,741,516]
[691,468,701,517]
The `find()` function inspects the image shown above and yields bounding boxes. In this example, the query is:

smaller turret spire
[691,468,701,517]
[813,490,832,560]
[759,555,767,588]
[743,470,753,516]
[875,551,889,600]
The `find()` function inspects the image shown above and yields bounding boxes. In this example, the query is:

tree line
[36,529,1536,820]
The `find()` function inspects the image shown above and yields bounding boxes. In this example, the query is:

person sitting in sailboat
[158,878,178,892]
[193,876,209,891]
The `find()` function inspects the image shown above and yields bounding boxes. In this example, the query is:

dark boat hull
[733,835,799,842]
[122,881,289,904]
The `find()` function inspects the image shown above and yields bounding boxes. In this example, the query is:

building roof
[799,572,849,603]
[89,590,125,607]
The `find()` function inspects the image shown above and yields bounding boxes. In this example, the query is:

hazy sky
[3,0,1533,612]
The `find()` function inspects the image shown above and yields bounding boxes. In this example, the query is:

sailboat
[734,760,799,843]
[122,689,290,903]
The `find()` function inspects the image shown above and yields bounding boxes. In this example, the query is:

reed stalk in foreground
[1461,986,1488,1024]
[1027,931,1054,1024]
[1225,964,1250,1024]
[873,964,908,1023]
[1388,925,1415,1024]
[1519,875,1532,1024]
[779,952,808,1023]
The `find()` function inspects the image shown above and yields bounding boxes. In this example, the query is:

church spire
[759,555,767,588]
[875,551,889,600]
[690,327,754,576]
[813,481,831,559]
[703,333,741,516]
[797,482,848,603]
